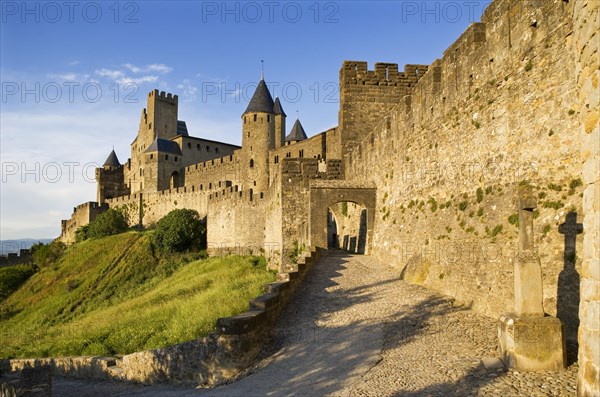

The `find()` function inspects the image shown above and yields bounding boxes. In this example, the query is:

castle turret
[242,78,275,194]
[285,118,308,145]
[96,149,126,203]
[273,96,286,148]
[103,149,121,170]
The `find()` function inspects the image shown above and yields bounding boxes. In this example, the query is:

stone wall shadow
[557,211,582,365]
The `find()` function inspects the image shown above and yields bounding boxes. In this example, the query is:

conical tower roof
[243,79,275,115]
[286,119,308,142]
[273,97,286,116]
[103,149,120,167]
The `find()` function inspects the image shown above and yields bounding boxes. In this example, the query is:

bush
[0,263,37,301]
[78,209,128,240]
[153,209,205,254]
[31,241,66,268]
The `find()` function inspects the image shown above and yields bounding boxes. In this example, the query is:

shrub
[153,209,205,254]
[543,201,564,210]
[508,213,519,228]
[75,224,90,242]
[542,224,552,237]
[288,240,305,264]
[0,263,37,301]
[31,241,66,268]
[476,188,484,203]
[250,256,267,268]
[489,224,503,237]
[569,178,583,194]
[548,183,562,192]
[78,209,129,240]
[427,198,438,213]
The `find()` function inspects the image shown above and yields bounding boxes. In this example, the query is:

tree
[31,241,66,268]
[79,209,129,240]
[153,209,205,254]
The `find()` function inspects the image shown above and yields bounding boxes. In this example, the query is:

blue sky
[0,0,491,240]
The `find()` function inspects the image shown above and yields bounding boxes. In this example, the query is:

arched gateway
[308,180,376,254]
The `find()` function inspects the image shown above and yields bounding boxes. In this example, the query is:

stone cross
[514,193,544,316]
[558,212,583,264]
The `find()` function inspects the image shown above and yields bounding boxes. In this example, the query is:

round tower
[241,78,276,194]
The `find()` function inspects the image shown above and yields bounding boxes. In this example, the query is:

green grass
[0,232,275,359]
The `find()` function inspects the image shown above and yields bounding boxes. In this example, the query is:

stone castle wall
[279,158,344,266]
[183,153,241,191]
[106,188,208,227]
[59,202,109,243]
[573,0,599,395]
[339,61,428,159]
[345,0,584,327]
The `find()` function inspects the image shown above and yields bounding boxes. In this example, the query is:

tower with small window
[241,78,276,194]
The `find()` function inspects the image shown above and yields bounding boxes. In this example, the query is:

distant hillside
[0,239,53,255]
[0,231,275,359]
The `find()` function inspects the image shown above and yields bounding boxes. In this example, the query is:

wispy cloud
[117,75,158,85]
[176,79,198,102]
[123,63,173,74]
[96,68,125,80]
[48,72,91,81]
[94,63,172,86]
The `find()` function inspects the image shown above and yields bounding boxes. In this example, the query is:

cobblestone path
[54,251,578,396]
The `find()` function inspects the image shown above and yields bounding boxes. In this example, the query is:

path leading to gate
[54,251,577,396]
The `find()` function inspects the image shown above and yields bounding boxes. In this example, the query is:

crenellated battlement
[185,154,238,174]
[148,89,178,104]
[58,201,109,243]
[73,201,107,213]
[208,184,266,204]
[341,61,428,87]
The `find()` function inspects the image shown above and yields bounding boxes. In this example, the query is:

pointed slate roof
[144,138,182,155]
[103,149,121,167]
[286,119,308,142]
[243,79,275,115]
[273,97,286,117]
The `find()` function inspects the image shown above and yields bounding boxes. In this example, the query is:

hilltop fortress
[59,63,430,258]
[57,0,598,395]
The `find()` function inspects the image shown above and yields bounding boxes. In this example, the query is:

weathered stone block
[217,311,266,335]
[498,314,566,371]
[249,293,280,311]
[514,252,544,316]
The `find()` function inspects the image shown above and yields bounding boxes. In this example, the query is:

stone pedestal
[498,314,566,371]
[513,252,544,316]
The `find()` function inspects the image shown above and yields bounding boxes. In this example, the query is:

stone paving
[53,251,578,396]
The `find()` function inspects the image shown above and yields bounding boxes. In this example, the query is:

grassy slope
[0,232,276,359]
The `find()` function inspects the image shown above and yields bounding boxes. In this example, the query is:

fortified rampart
[105,188,209,227]
[573,0,599,394]
[339,62,428,159]
[0,249,32,268]
[50,0,598,392]
[345,0,584,340]
[58,202,109,243]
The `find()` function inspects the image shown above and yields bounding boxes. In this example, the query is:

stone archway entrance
[170,171,180,189]
[328,203,368,253]
[308,180,376,254]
